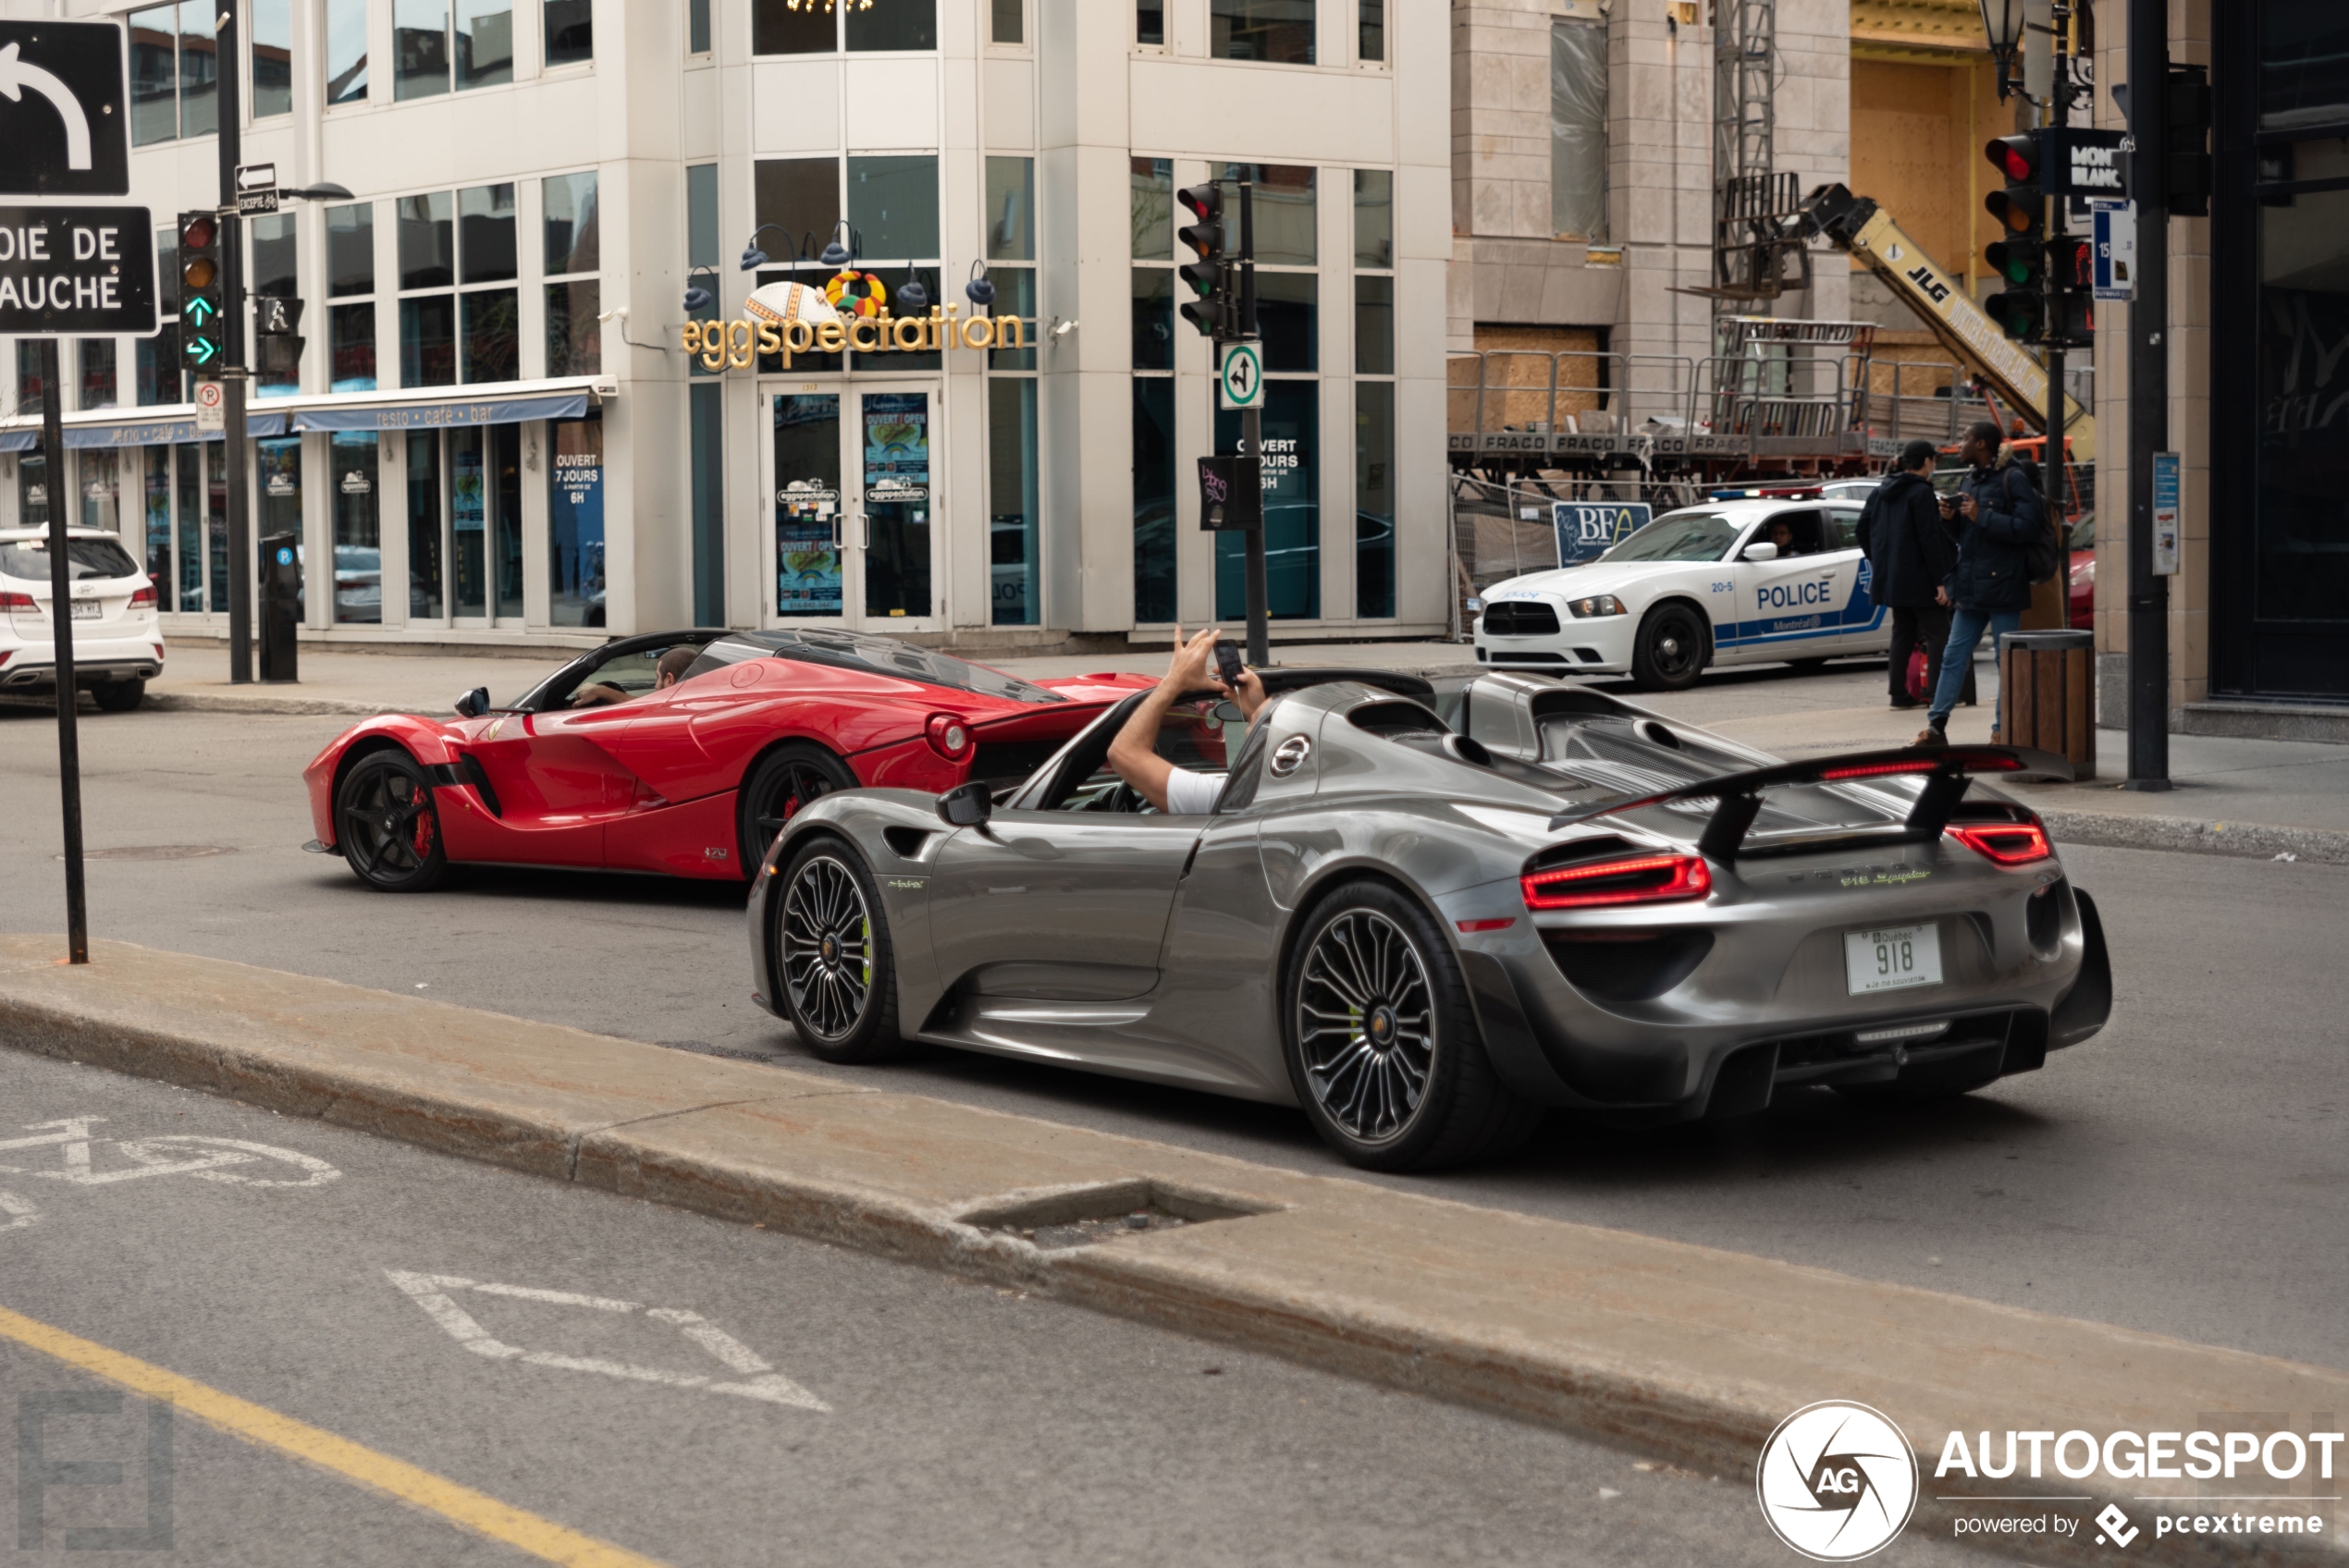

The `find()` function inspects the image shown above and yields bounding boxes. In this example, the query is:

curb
[144,692,436,717]
[0,938,2341,1567]
[2040,808,2349,865]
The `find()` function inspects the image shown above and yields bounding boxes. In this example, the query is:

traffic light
[2048,236,2094,346]
[254,295,304,383]
[1982,134,2047,341]
[1176,182,1226,338]
[177,210,226,372]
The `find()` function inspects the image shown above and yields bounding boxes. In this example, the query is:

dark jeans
[1888,604,1953,704]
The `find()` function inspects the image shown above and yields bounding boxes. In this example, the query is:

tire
[738,742,857,877]
[1282,879,1541,1172]
[335,750,449,892]
[1630,603,1707,692]
[92,680,145,713]
[771,836,905,1063]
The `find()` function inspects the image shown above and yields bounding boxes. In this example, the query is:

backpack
[2005,463,2063,584]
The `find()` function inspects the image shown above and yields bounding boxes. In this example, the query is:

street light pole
[2123,0,2171,789]
[216,0,252,683]
[1238,179,1268,667]
[39,341,90,964]
[2045,0,2069,603]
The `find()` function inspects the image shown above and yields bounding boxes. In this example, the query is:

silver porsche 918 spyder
[745,669,2112,1171]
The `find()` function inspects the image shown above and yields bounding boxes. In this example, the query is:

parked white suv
[0,528,165,712]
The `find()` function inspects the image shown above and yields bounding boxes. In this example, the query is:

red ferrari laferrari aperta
[303,628,1150,891]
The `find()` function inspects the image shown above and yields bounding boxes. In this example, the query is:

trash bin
[260,532,301,684]
[1998,629,2092,777]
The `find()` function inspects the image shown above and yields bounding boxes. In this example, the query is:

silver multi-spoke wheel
[1295,909,1437,1145]
[781,854,874,1043]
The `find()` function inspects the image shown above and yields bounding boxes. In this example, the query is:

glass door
[853,386,941,631]
[772,391,845,620]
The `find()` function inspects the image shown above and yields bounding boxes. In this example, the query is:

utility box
[260,532,301,683]
[2000,630,2093,777]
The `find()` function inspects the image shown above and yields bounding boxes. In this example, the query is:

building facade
[0,0,1449,651]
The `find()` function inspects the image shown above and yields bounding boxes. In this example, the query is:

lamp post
[1978,0,2026,101]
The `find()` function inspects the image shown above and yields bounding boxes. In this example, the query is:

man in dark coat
[1856,438,1959,709]
[1919,421,2048,745]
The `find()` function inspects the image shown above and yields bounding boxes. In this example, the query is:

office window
[689,0,711,53]
[753,0,832,54]
[328,202,377,392]
[332,304,378,391]
[848,156,940,262]
[460,184,517,282]
[1355,275,1391,374]
[396,0,450,99]
[848,0,933,50]
[332,433,381,623]
[990,0,1023,44]
[327,203,375,296]
[457,0,514,87]
[401,296,455,386]
[551,418,606,626]
[462,291,519,383]
[546,172,600,376]
[987,267,1037,372]
[1356,381,1394,617]
[139,227,178,404]
[1130,157,1171,260]
[77,341,117,410]
[755,157,842,257]
[1138,1,1164,47]
[1354,169,1392,267]
[1221,163,1316,264]
[1256,272,1317,373]
[252,213,301,397]
[252,0,293,116]
[130,6,178,143]
[988,380,1038,625]
[1132,378,1175,623]
[1359,0,1384,63]
[985,157,1034,261]
[1132,270,1173,372]
[687,164,719,379]
[546,283,598,375]
[326,0,370,104]
[1213,0,1313,65]
[1552,20,1607,241]
[399,193,455,288]
[546,0,593,67]
[178,0,218,135]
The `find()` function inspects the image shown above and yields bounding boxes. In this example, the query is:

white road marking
[0,1192,36,1232]
[115,1135,342,1188]
[0,1119,340,1189]
[385,1270,830,1412]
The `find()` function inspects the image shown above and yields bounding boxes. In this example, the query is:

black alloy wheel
[772,838,904,1063]
[336,750,449,892]
[1283,879,1539,1171]
[1630,603,1707,692]
[738,742,857,877]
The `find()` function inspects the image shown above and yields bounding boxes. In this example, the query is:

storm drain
[957,1178,1280,1252]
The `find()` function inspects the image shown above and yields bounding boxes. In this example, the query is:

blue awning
[292,388,591,431]
[0,412,288,453]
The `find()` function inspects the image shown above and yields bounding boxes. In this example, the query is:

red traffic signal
[1985,133,2041,184]
[178,213,215,251]
[1176,182,1223,261]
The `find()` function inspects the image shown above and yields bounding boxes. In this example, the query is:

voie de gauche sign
[0,204,155,335]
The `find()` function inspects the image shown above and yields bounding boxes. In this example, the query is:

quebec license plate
[1845,923,1942,995]
[68,600,102,620]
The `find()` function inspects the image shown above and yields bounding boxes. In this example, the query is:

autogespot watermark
[16,1391,175,1551]
[1755,1401,1922,1561]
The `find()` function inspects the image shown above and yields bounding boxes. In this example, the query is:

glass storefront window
[332,303,377,391]
[1355,274,1392,374]
[848,156,940,263]
[461,290,519,383]
[1132,377,1175,623]
[1217,380,1319,619]
[394,0,450,99]
[205,442,228,611]
[1132,269,1174,371]
[1219,163,1316,264]
[550,418,605,626]
[691,384,722,624]
[985,157,1035,261]
[252,0,293,116]
[756,158,842,263]
[408,432,444,619]
[144,448,173,606]
[860,391,932,619]
[455,0,513,87]
[985,269,1038,372]
[774,394,844,618]
[1131,157,1172,260]
[2254,183,2349,627]
[1256,271,1318,372]
[77,341,117,410]
[494,426,523,618]
[326,0,369,104]
[989,378,1039,626]
[1355,381,1394,618]
[332,433,381,624]
[79,450,119,533]
[451,431,486,616]
[175,445,203,609]
[847,0,934,51]
[752,0,833,55]
[1212,0,1315,66]
[2258,1,2349,129]
[17,454,46,529]
[1353,169,1392,267]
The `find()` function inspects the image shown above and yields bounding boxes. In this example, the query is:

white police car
[1472,487,1883,691]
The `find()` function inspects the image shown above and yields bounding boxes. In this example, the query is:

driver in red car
[572,645,699,708]
[1107,625,1269,814]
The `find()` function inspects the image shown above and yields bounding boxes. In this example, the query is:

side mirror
[1741,542,1779,562]
[454,687,491,718]
[936,780,993,828]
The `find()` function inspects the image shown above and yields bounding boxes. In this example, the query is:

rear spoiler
[1546,744,2075,863]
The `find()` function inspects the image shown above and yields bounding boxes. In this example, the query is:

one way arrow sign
[0,21,130,197]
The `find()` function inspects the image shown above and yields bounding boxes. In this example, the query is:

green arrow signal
[184,336,221,366]
[183,297,218,325]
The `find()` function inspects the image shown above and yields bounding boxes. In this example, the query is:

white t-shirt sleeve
[1161,766,1225,817]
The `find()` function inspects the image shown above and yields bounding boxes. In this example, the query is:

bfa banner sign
[1553,502,1651,565]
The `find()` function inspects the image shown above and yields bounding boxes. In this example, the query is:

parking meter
[260,532,301,683]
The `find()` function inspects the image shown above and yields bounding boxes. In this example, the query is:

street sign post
[236,162,279,215]
[2091,200,2135,301]
[193,379,226,431]
[0,21,131,197]
[1218,341,1262,410]
[0,204,156,334]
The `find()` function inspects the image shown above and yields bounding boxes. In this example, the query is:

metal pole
[2123,0,2171,788]
[1238,179,1268,667]
[40,343,90,964]
[218,0,253,684]
[2045,2,2069,617]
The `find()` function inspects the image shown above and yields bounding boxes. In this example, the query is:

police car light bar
[1707,485,1826,501]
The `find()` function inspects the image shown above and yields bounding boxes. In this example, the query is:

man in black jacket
[1856,438,1959,710]
[1919,421,2047,745]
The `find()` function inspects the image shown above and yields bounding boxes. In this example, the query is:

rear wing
[1546,745,2075,863]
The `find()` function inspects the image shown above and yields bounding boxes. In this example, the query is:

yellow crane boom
[1802,184,2097,463]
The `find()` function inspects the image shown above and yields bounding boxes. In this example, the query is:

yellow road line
[0,1302,670,1568]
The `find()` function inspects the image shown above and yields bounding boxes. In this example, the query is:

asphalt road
[1,692,2343,1384]
[0,1050,2018,1567]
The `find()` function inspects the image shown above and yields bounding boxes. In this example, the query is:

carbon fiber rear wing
[1545,745,2075,863]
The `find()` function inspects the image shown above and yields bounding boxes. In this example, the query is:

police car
[1472,487,1883,691]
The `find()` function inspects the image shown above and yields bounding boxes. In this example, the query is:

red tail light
[1948,819,2053,866]
[925,713,974,763]
[0,591,34,610]
[1522,851,1711,911]
[129,583,156,607]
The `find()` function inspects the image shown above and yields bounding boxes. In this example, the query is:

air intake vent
[1482,602,1561,637]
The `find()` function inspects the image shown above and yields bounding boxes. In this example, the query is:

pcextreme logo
[1756,1402,1921,1562]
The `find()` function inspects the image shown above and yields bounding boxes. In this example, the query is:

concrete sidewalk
[1,936,2341,1566]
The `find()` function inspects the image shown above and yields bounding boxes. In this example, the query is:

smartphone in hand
[1214,640,1247,688]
